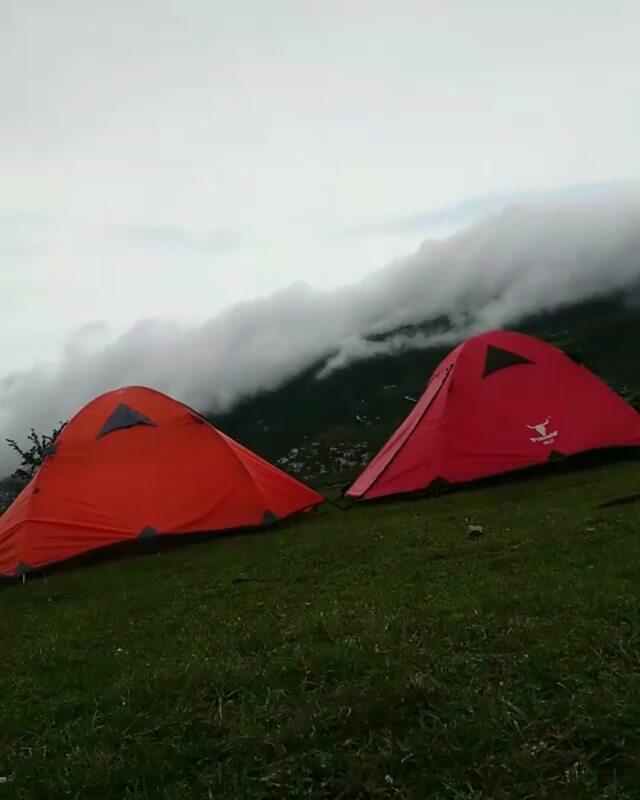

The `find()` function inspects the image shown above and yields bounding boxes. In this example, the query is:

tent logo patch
[526,417,558,445]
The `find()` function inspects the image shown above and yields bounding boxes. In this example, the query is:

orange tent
[0,386,323,577]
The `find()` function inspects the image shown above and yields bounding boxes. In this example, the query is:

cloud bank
[1,187,640,471]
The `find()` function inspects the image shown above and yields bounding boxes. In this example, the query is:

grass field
[1,461,640,799]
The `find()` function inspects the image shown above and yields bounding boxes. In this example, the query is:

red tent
[347,330,640,501]
[0,386,323,577]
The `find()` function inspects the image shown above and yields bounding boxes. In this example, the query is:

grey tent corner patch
[139,526,159,540]
[262,510,279,526]
[97,404,157,439]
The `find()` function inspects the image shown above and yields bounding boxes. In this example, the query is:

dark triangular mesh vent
[262,510,279,526]
[139,526,158,539]
[482,345,535,378]
[97,404,157,439]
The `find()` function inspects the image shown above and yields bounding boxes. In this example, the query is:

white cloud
[3,2,640,334]
[1,188,639,471]
[2,1,640,464]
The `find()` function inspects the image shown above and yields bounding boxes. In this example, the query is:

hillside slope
[211,293,640,482]
[2,461,640,798]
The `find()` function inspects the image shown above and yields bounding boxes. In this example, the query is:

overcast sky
[2,0,639,377]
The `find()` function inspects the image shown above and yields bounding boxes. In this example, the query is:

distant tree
[6,421,67,485]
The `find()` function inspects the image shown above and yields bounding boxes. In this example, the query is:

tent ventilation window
[482,345,535,378]
[97,405,157,439]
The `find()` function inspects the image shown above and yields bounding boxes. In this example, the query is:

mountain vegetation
[0,423,66,513]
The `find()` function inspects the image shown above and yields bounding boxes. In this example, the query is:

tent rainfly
[346,330,640,501]
[0,386,323,577]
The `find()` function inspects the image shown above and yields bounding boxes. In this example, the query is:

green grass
[1,462,640,799]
